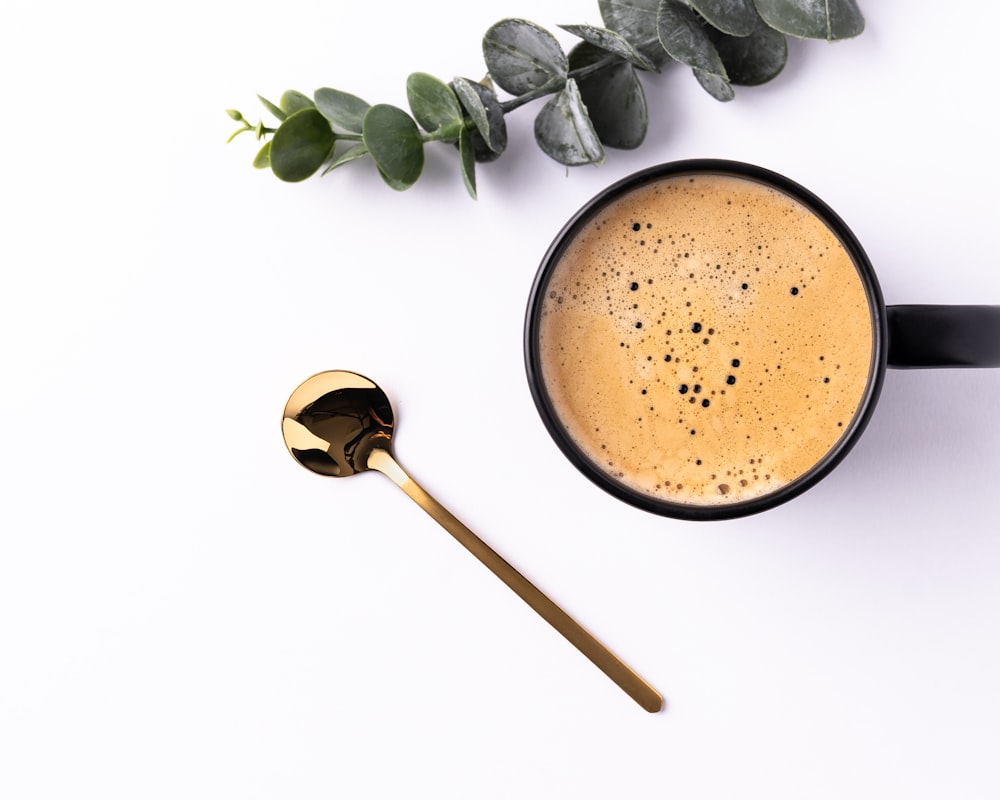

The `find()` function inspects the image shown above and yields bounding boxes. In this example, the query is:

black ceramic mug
[524,160,1000,520]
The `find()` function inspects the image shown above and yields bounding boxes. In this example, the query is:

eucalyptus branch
[227,0,865,199]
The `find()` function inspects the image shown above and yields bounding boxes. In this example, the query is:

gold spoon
[281,370,663,712]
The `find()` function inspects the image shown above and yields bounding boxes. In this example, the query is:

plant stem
[567,53,623,81]
[500,80,566,113]
[498,53,623,113]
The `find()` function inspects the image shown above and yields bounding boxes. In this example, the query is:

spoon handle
[367,448,663,713]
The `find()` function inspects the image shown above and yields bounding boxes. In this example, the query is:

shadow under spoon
[281,370,663,713]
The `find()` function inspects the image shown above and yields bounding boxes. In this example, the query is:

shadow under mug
[524,160,1000,521]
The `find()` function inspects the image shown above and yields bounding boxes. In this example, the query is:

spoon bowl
[282,370,394,477]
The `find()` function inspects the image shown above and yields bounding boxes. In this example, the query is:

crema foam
[536,173,875,506]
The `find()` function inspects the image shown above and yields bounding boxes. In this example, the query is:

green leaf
[280,90,315,115]
[753,0,864,40]
[569,42,647,149]
[269,108,335,182]
[482,18,569,95]
[658,0,728,79]
[451,77,507,158]
[253,140,271,169]
[314,88,371,134]
[558,23,658,71]
[598,0,670,67]
[689,0,757,37]
[321,143,368,175]
[694,68,735,101]
[458,128,477,199]
[533,78,605,166]
[362,104,424,190]
[258,95,287,122]
[710,14,787,85]
[406,72,463,135]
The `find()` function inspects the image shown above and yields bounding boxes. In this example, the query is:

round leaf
[362,104,424,190]
[558,23,658,71]
[482,18,568,95]
[314,88,371,134]
[451,77,507,157]
[280,90,315,115]
[711,16,787,85]
[569,42,647,149]
[658,0,728,79]
[321,143,368,176]
[458,128,477,199]
[753,0,864,40]
[257,94,286,121]
[689,0,757,37]
[253,140,271,169]
[533,78,605,166]
[597,0,670,67]
[694,68,735,101]
[269,108,335,182]
[465,129,505,163]
[406,72,463,135]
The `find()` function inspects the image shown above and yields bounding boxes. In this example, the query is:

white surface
[2,1,999,797]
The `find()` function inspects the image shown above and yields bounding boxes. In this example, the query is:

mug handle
[887,305,1000,368]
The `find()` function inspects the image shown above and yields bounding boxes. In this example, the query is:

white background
[2,1,999,797]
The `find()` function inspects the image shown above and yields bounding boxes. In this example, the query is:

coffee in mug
[524,161,1000,520]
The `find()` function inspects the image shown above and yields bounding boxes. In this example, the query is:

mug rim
[524,159,888,521]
